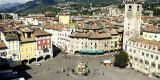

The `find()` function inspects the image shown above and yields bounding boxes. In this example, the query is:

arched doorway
[37,56,43,62]
[74,51,80,54]
[44,55,51,60]
[22,59,28,64]
[29,58,36,64]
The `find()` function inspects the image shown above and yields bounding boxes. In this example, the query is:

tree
[113,50,129,68]
[5,14,13,19]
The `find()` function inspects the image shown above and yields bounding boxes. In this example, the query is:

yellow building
[59,15,70,25]
[19,27,37,64]
[20,41,36,61]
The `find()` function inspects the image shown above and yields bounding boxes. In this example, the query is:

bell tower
[123,0,142,50]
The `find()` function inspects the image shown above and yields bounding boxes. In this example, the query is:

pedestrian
[103,72,104,75]
[67,73,69,76]
[57,71,59,74]
[62,69,65,72]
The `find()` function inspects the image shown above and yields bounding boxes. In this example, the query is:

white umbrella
[103,60,111,64]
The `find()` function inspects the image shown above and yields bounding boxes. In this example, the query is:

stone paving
[23,54,159,80]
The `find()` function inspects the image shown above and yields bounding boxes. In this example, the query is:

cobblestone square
[21,54,159,80]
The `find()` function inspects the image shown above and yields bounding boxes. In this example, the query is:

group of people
[56,68,70,76]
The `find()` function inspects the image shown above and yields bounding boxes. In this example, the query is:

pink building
[34,29,53,61]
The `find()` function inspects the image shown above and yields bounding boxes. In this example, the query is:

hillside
[0,3,22,11]
[0,0,122,14]
[143,0,160,16]
[1,0,160,16]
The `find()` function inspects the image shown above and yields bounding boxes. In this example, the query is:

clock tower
[123,0,142,50]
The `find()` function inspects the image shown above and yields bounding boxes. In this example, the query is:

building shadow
[13,64,32,80]
[0,57,32,80]
[52,44,61,57]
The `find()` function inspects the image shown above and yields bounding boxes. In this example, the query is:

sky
[0,0,32,4]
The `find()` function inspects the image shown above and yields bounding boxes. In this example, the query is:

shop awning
[80,50,105,55]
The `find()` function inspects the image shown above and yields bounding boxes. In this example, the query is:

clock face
[127,12,132,19]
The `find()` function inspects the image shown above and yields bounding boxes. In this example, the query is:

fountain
[72,57,90,76]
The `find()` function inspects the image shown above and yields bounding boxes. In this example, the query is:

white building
[123,0,160,76]
[69,22,121,54]
[2,29,20,61]
[19,17,43,26]
[127,26,160,75]
[44,27,75,52]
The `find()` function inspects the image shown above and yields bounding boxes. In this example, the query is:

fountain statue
[72,57,89,76]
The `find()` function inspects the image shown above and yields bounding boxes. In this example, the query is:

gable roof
[34,29,51,37]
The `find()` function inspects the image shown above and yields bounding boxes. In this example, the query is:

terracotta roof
[4,28,16,33]
[83,23,103,30]
[70,31,91,38]
[70,31,111,39]
[143,26,160,33]
[19,27,33,32]
[0,27,5,32]
[89,32,111,39]
[3,28,19,41]
[105,29,119,35]
[0,40,7,49]
[116,29,123,33]
[34,29,51,37]
[129,37,160,49]
[45,24,64,31]
[5,33,19,41]
[21,38,36,43]
[142,16,160,20]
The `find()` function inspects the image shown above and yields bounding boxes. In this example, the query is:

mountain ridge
[0,0,160,16]
[0,3,22,11]
[0,0,122,13]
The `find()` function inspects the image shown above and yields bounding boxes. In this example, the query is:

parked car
[36,63,41,66]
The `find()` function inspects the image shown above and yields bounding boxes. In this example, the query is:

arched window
[145,60,149,65]
[95,43,97,48]
[139,59,143,64]
[151,62,156,67]
[128,5,132,11]
[134,57,138,61]
[130,56,133,59]
[158,64,160,69]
